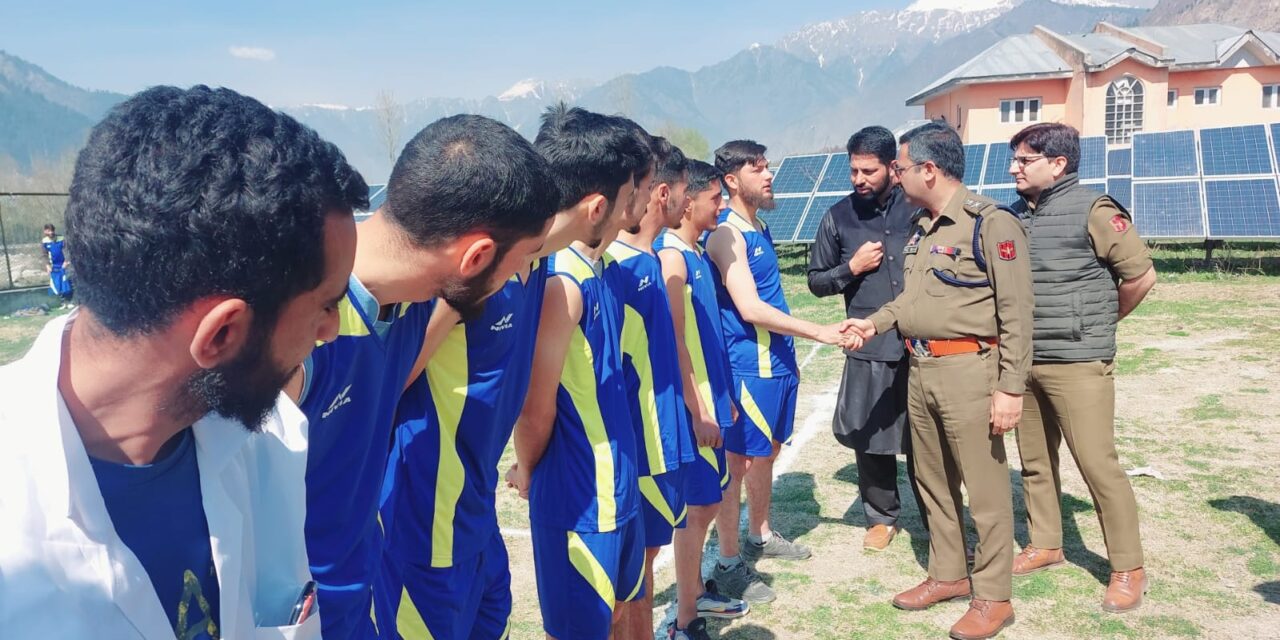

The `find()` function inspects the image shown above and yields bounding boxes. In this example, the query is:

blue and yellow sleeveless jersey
[654,231,738,431]
[709,209,798,379]
[529,247,639,533]
[380,261,548,568]
[296,274,431,634]
[603,241,694,476]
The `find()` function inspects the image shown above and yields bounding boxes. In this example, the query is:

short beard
[185,317,292,432]
[744,188,776,211]
[441,252,502,321]
[852,181,889,204]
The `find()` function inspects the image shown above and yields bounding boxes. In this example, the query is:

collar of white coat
[21,312,305,519]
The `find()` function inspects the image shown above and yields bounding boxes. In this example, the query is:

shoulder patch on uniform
[1110,214,1130,233]
[963,196,1000,217]
[998,240,1017,261]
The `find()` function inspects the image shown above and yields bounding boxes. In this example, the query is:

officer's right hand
[849,241,884,275]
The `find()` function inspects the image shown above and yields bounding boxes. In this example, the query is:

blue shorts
[531,519,645,640]
[725,375,799,457]
[682,442,729,506]
[316,584,378,640]
[639,468,687,547]
[374,531,512,640]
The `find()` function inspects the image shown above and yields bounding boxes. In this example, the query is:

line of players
[286,105,856,640]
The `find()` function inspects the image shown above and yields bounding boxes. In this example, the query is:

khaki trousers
[1015,360,1144,571]
[908,350,1013,601]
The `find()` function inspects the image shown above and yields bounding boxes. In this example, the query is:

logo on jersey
[637,275,652,292]
[322,384,353,419]
[694,269,703,280]
[753,246,764,258]
[593,302,600,320]
[490,313,515,332]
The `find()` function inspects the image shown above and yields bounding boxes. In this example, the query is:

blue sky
[1,0,905,106]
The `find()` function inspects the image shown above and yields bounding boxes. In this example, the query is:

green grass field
[3,244,1278,639]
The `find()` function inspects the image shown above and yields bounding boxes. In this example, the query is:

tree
[658,123,711,162]
[373,90,405,167]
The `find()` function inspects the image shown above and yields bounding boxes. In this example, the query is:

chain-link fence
[0,192,70,290]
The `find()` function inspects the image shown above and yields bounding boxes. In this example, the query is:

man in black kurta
[807,126,925,550]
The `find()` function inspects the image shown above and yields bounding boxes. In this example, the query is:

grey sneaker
[697,579,750,619]
[668,617,711,640]
[710,560,776,603]
[742,532,812,561]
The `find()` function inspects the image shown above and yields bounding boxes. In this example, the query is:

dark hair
[616,117,656,184]
[65,85,366,336]
[1010,123,1080,174]
[651,137,688,186]
[43,223,55,232]
[534,104,649,211]
[714,140,767,177]
[387,114,560,250]
[846,126,896,167]
[899,122,965,181]
[685,160,723,195]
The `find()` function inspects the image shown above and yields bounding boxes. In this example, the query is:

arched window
[1105,76,1144,144]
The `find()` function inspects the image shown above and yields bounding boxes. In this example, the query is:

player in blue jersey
[41,224,73,305]
[605,137,697,640]
[656,160,754,640]
[705,140,855,602]
[374,107,650,640]
[506,106,655,640]
[284,115,561,640]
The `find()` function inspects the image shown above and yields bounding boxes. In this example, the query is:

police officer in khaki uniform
[1004,123,1157,612]
[849,122,1032,640]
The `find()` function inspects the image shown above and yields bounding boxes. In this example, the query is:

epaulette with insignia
[962,196,998,217]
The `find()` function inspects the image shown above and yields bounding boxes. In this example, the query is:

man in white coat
[0,85,363,639]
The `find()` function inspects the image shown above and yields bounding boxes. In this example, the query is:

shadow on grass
[713,622,778,639]
[1209,495,1280,605]
[1208,495,1280,548]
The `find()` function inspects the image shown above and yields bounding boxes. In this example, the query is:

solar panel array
[770,124,1280,242]
[757,153,853,242]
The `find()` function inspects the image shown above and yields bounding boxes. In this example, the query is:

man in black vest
[807,126,926,551]
[1006,123,1157,613]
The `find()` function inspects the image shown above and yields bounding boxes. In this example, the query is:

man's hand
[815,322,853,346]
[847,318,877,341]
[848,241,884,276]
[505,463,531,500]
[691,410,723,449]
[989,390,1023,435]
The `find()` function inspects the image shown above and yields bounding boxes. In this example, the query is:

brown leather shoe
[1102,568,1148,613]
[949,599,1015,640]
[892,577,971,611]
[1012,546,1065,576]
[863,524,897,551]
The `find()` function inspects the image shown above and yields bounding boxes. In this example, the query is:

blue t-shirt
[381,260,548,568]
[709,209,798,379]
[41,236,67,269]
[654,231,738,431]
[604,240,694,475]
[530,247,639,533]
[90,428,220,640]
[298,274,431,635]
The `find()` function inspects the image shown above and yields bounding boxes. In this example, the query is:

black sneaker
[742,532,812,561]
[668,617,712,640]
[710,560,776,603]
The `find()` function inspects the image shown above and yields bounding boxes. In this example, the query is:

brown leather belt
[905,336,998,358]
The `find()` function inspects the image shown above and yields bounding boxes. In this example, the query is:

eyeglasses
[1009,155,1048,169]
[890,161,925,177]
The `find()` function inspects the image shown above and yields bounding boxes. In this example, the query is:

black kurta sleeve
[807,210,857,298]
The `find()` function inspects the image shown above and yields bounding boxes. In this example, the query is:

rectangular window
[1265,84,1280,109]
[1167,89,1177,108]
[1000,98,1041,123]
[1194,87,1220,106]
